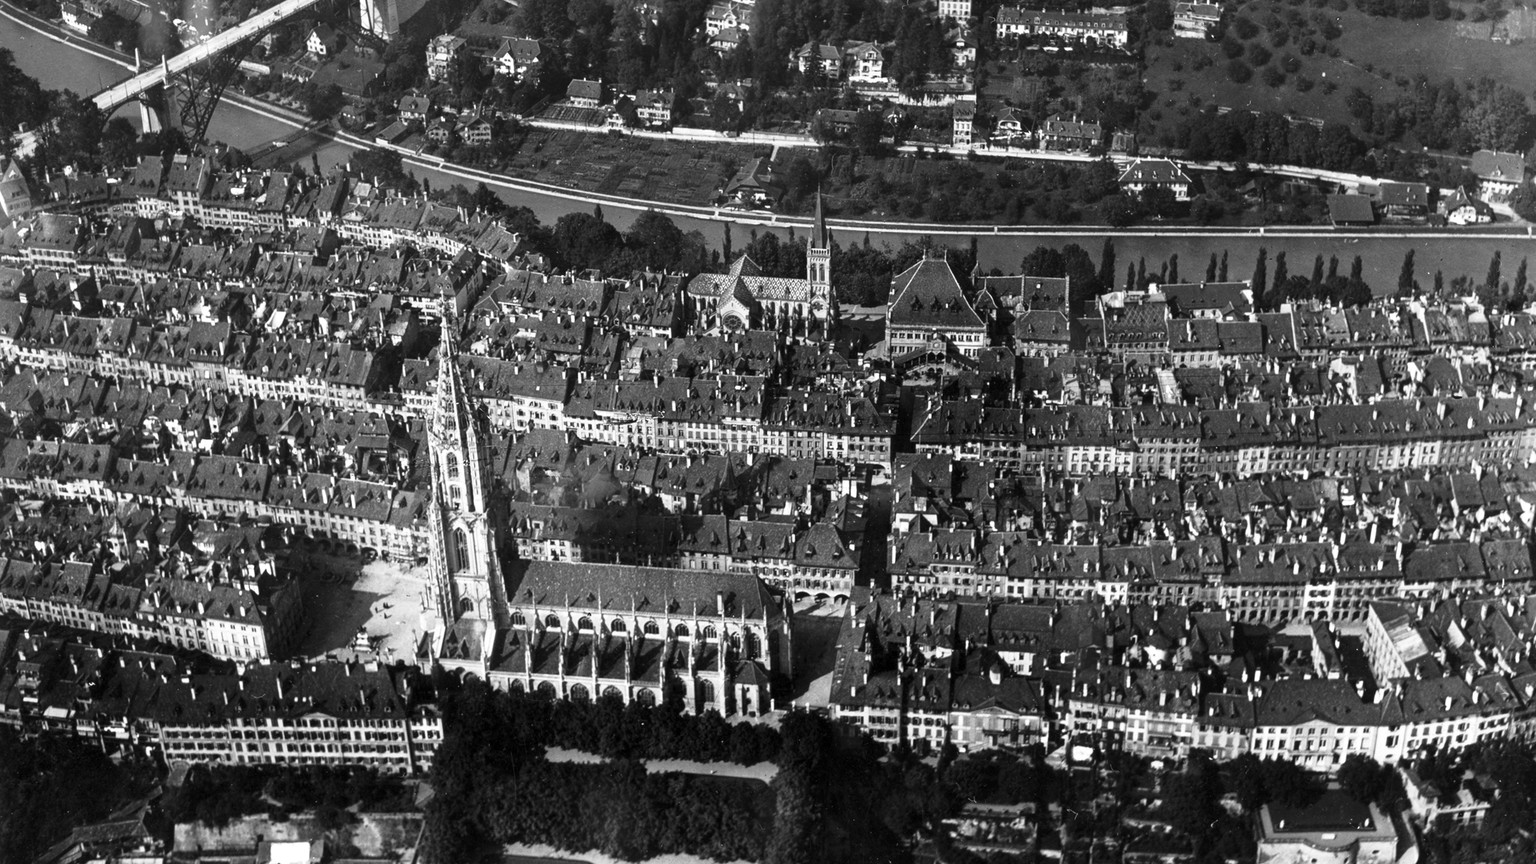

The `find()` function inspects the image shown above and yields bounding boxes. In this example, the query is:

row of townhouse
[0,305,388,412]
[5,164,525,271]
[1080,291,1524,363]
[932,270,1532,378]
[0,368,418,486]
[14,163,1536,370]
[14,213,1536,422]
[31,228,475,336]
[392,358,901,468]
[994,6,1130,48]
[0,628,443,774]
[0,438,431,563]
[914,394,1536,476]
[1060,670,1521,771]
[0,563,306,662]
[0,504,306,662]
[888,531,1531,619]
[891,451,1511,534]
[829,590,1536,769]
[0,297,898,474]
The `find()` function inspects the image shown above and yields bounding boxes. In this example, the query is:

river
[4,8,1533,290]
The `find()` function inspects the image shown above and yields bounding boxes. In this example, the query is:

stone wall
[174,811,423,858]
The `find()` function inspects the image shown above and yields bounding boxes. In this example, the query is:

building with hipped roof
[1257,791,1414,864]
[886,256,987,362]
[1173,1,1222,37]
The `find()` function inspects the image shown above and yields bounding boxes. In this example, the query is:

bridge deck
[92,0,323,111]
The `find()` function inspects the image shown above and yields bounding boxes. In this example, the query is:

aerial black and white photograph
[2,0,1536,860]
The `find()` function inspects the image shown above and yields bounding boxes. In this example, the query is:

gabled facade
[1118,158,1192,200]
[886,257,987,360]
[1173,1,1222,37]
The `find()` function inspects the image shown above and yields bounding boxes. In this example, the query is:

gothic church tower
[426,296,506,628]
[806,191,833,328]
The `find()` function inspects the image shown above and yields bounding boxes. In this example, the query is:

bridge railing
[91,0,324,111]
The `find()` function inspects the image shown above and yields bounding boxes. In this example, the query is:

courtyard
[290,554,439,664]
[788,596,846,708]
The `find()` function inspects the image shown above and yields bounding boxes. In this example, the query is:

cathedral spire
[805,189,833,333]
[432,292,486,515]
[811,188,829,251]
[427,290,506,627]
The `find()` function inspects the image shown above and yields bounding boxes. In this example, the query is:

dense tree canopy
[0,729,156,864]
[0,49,50,134]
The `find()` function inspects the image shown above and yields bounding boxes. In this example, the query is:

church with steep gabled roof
[684,194,834,336]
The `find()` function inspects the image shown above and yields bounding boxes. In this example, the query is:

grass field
[1140,0,1536,148]
[1140,19,1401,146]
[1141,35,1392,141]
[1332,7,1536,85]
[497,131,763,206]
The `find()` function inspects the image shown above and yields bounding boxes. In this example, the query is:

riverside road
[2,3,1531,289]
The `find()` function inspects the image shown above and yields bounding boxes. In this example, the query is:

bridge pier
[138,98,163,135]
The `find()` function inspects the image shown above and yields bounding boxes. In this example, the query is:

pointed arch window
[446,452,460,480]
[453,528,469,571]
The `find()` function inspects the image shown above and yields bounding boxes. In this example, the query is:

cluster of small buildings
[1327,162,1519,228]
[0,622,443,773]
[376,91,501,150]
[0,502,304,662]
[949,108,1143,154]
[704,0,758,54]
[885,456,1536,614]
[830,589,1536,773]
[496,428,878,600]
[794,28,978,86]
[6,148,1536,792]
[1328,151,1527,228]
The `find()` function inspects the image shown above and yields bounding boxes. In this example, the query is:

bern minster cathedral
[426,292,791,717]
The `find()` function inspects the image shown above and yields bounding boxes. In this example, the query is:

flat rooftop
[1266,791,1378,835]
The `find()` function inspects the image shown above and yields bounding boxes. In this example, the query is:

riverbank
[7,0,1535,244]
[4,5,1535,291]
[0,0,136,71]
